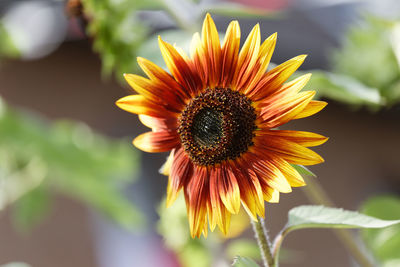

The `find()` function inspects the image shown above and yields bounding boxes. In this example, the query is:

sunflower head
[116,14,328,238]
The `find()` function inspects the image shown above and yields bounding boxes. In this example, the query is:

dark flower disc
[178,88,257,166]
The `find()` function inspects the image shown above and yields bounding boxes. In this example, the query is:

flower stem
[250,216,275,267]
[302,176,375,267]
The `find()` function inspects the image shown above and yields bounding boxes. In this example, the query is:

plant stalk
[302,176,374,267]
[250,216,275,267]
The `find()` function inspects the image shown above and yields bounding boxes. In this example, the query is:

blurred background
[0,0,400,266]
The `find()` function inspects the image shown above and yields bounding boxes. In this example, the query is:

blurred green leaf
[384,259,400,267]
[0,263,31,267]
[331,15,400,106]
[201,3,281,18]
[226,240,260,260]
[361,195,400,264]
[157,194,214,267]
[303,70,383,107]
[0,22,20,58]
[82,0,150,79]
[12,187,51,231]
[232,256,260,267]
[0,97,143,230]
[286,205,400,232]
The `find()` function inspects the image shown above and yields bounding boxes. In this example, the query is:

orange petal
[217,164,241,214]
[262,130,328,147]
[185,166,209,238]
[202,13,221,88]
[271,157,306,187]
[293,100,327,119]
[158,36,202,97]
[264,187,280,203]
[124,73,184,112]
[231,161,264,220]
[256,136,325,166]
[167,148,193,207]
[220,20,240,88]
[209,166,232,235]
[116,95,177,118]
[190,32,207,88]
[138,114,178,132]
[249,153,292,193]
[258,91,316,128]
[232,24,260,90]
[251,55,307,101]
[242,32,277,94]
[137,57,190,102]
[133,131,179,153]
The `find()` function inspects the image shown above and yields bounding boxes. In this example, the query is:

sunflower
[116,14,328,238]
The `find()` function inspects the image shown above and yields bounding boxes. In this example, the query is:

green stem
[271,228,287,265]
[250,216,275,267]
[302,176,374,267]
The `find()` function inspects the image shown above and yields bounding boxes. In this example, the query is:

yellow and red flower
[117,14,328,238]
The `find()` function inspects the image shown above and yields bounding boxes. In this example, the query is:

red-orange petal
[190,32,207,88]
[133,131,179,153]
[138,115,178,132]
[230,161,264,220]
[220,20,240,88]
[214,164,241,214]
[261,130,328,147]
[185,166,209,238]
[202,13,221,88]
[255,136,324,166]
[241,32,277,94]
[271,157,306,187]
[252,73,312,102]
[159,37,202,97]
[209,166,231,235]
[116,95,177,118]
[137,57,190,102]
[258,91,315,128]
[232,24,260,91]
[247,152,292,193]
[250,55,307,101]
[167,148,193,207]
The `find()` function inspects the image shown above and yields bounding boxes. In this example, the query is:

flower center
[178,88,257,166]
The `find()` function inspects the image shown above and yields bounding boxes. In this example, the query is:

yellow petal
[233,24,260,89]
[293,100,327,119]
[265,130,329,147]
[243,32,277,94]
[116,95,175,118]
[202,13,221,88]
[221,20,240,88]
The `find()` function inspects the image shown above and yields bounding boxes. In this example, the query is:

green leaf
[232,256,260,267]
[12,187,51,231]
[286,205,400,232]
[291,164,315,177]
[0,97,143,230]
[304,70,383,107]
[361,195,400,263]
[330,15,400,106]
